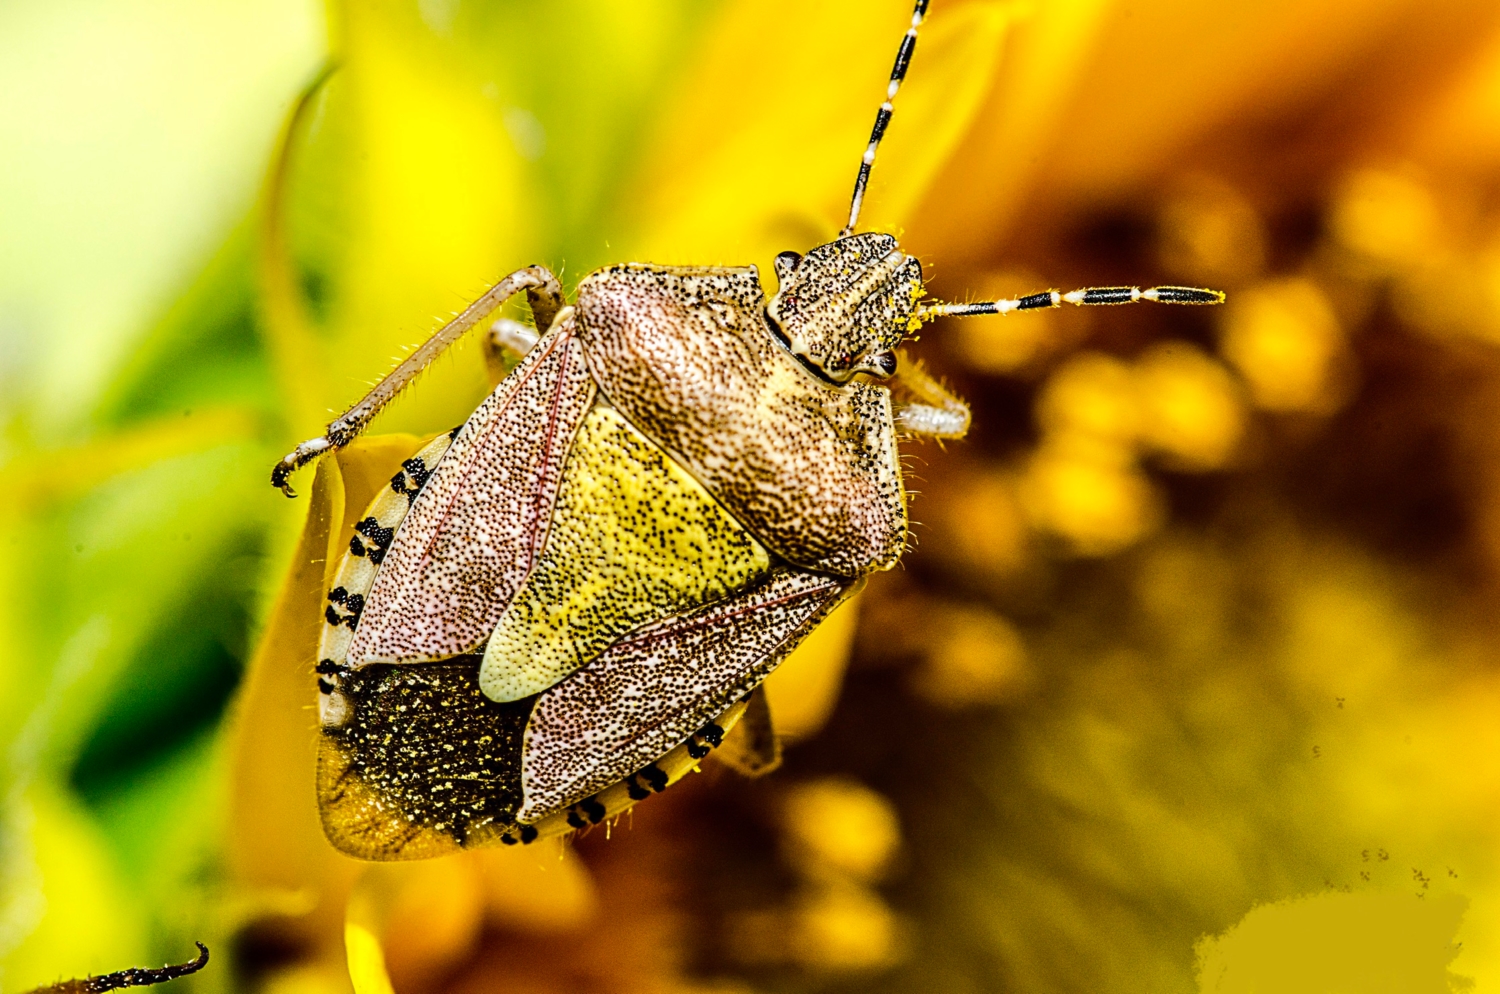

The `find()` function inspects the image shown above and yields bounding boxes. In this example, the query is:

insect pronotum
[272,0,1224,860]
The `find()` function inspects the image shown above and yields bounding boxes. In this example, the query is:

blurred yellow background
[5,0,1500,991]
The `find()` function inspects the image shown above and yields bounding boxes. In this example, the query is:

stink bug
[271,0,1224,860]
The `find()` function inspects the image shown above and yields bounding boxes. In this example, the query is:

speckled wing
[518,567,861,821]
[575,265,906,578]
[346,314,595,665]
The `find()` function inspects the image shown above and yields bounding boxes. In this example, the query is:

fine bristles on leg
[917,285,1225,320]
[890,350,970,440]
[270,265,565,497]
[839,0,930,239]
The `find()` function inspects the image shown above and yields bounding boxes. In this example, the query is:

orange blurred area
[7,0,1500,992]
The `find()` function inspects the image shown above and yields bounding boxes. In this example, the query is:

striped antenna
[840,0,930,239]
[918,285,1226,320]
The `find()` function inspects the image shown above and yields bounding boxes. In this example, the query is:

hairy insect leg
[481,317,542,386]
[271,264,565,496]
[890,349,970,440]
[918,284,1224,321]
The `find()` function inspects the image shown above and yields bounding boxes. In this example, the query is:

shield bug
[271,0,1224,860]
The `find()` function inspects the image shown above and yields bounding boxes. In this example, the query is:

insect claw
[272,437,336,497]
[271,458,299,498]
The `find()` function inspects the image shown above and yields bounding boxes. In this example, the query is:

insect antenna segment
[840,0,930,238]
[917,284,1226,320]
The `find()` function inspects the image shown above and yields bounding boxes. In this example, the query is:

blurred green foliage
[0,0,718,988]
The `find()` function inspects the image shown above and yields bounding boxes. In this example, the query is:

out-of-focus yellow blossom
[1035,351,1141,445]
[17,0,1500,992]
[1158,176,1268,286]
[1020,438,1163,555]
[908,602,1029,708]
[1022,353,1171,553]
[925,464,1031,579]
[1134,342,1245,471]
[1220,278,1350,414]
[727,778,907,973]
[781,778,901,884]
[786,879,907,972]
[1329,167,1444,270]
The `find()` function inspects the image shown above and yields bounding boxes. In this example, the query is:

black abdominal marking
[390,456,433,505]
[325,587,365,628]
[349,516,395,564]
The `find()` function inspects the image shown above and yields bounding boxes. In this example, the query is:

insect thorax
[574,262,908,577]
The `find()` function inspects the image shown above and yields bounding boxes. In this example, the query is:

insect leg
[917,284,1225,320]
[715,685,782,777]
[890,350,969,440]
[34,943,211,993]
[481,317,542,385]
[271,264,565,496]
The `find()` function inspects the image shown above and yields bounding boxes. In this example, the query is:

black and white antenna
[840,0,929,239]
[840,2,1227,315]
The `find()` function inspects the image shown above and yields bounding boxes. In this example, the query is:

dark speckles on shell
[346,317,595,666]
[479,404,770,702]
[318,655,532,859]
[519,567,858,819]
[575,265,906,577]
[766,233,922,380]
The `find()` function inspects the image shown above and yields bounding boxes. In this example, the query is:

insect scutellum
[765,0,1225,387]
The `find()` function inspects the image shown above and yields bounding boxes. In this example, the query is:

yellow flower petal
[627,0,1019,268]
[228,435,425,958]
[342,921,395,994]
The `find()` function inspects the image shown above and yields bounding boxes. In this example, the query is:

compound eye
[870,350,898,377]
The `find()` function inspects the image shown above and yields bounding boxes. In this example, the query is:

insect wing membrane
[318,657,531,860]
[575,265,906,578]
[346,315,596,666]
[520,567,860,820]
